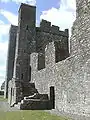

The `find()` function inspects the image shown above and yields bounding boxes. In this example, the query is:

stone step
[14,102,21,109]
[23,88,38,97]
[24,93,49,100]
[20,99,52,110]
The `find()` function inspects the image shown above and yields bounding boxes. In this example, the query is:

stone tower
[13,4,36,82]
[7,4,37,104]
[4,25,17,98]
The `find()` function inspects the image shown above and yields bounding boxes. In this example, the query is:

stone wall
[70,0,90,56]
[7,1,90,116]
[31,40,90,116]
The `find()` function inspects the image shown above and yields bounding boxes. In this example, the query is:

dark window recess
[21,74,23,79]
[21,17,22,20]
[10,88,12,104]
[50,86,55,109]
[13,89,14,96]
[11,88,12,96]
[38,53,45,70]
[54,41,69,63]
[26,25,29,30]
[29,66,31,81]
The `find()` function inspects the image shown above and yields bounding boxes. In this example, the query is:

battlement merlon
[36,19,69,37]
[40,19,51,32]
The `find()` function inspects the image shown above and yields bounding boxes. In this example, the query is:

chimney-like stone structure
[4,25,17,98]
[13,3,36,82]
[7,4,36,104]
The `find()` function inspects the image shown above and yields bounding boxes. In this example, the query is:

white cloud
[40,0,76,36]
[0,0,36,5]
[0,10,18,25]
[60,0,76,11]
[0,34,8,87]
[0,24,9,87]
[0,20,10,43]
[0,24,10,36]
[0,20,4,24]
[0,19,10,87]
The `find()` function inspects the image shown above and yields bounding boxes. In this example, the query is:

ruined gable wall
[36,20,69,70]
[36,20,69,54]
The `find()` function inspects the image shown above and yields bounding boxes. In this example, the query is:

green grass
[0,95,71,120]
[0,95,7,101]
[0,110,70,120]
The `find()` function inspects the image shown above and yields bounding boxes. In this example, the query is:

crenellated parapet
[36,19,69,37]
[36,19,69,70]
[40,19,51,32]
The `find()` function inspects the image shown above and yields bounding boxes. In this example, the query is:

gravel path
[0,101,19,112]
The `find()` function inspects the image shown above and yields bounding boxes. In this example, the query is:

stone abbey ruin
[4,0,90,116]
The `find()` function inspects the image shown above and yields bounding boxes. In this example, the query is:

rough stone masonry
[4,0,90,117]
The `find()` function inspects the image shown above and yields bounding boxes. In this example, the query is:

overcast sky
[0,0,76,87]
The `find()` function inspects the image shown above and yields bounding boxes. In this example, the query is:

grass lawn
[0,95,7,102]
[0,95,71,120]
[0,110,71,120]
